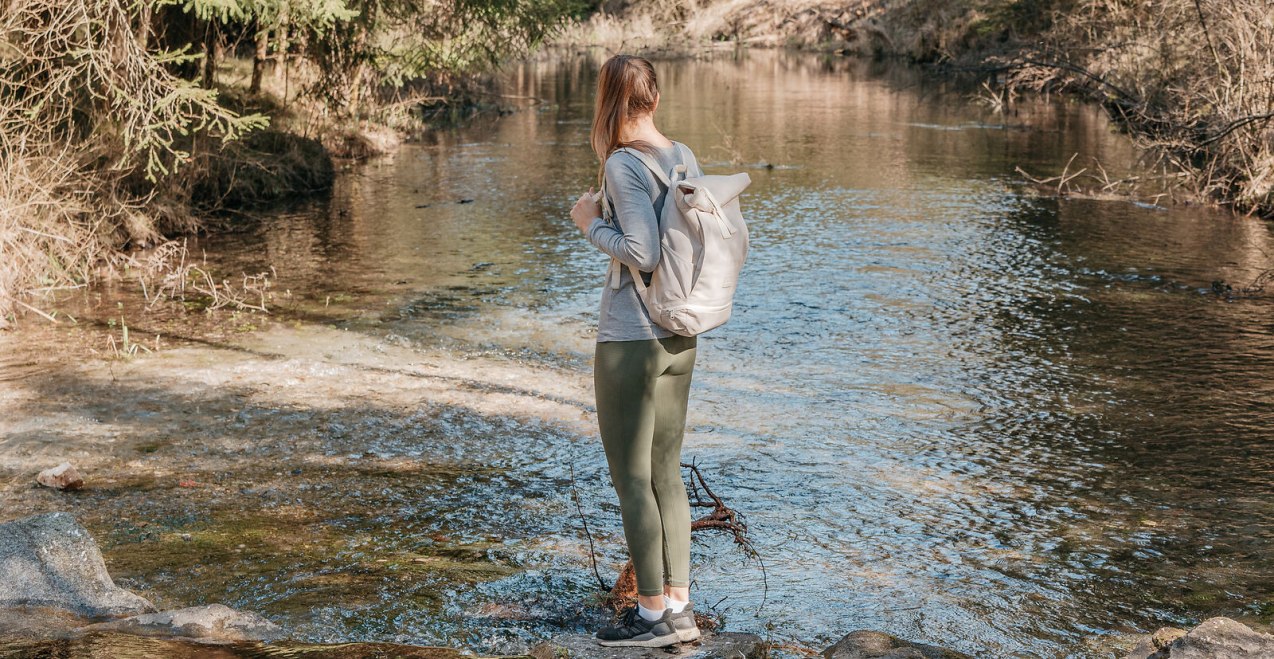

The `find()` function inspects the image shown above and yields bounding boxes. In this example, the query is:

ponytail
[590,55,660,184]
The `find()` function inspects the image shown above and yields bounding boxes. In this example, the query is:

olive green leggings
[594,334,697,597]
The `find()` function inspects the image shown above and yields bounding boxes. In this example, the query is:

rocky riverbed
[0,511,964,657]
[4,510,1272,658]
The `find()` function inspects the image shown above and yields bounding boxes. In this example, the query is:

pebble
[36,463,84,491]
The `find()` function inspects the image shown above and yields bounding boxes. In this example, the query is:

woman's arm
[584,155,660,272]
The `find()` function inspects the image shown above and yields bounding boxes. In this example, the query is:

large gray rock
[83,604,285,643]
[1125,617,1274,659]
[0,511,155,617]
[530,632,765,659]
[822,630,971,659]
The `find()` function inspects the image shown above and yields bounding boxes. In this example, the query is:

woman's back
[592,142,703,342]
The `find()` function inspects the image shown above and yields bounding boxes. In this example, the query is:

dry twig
[596,460,767,612]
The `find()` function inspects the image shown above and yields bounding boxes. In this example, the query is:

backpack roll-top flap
[679,173,751,207]
[675,173,751,240]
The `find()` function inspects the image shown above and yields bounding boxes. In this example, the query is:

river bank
[0,0,570,328]
[556,0,1274,219]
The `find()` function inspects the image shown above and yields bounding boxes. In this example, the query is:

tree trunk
[345,21,372,117]
[273,6,290,82]
[201,18,217,88]
[250,22,268,94]
[135,1,152,51]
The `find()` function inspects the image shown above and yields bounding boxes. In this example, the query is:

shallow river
[8,51,1274,657]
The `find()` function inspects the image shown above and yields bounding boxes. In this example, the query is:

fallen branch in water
[1209,266,1274,300]
[570,461,608,592]
[1014,154,1183,208]
[129,239,275,313]
[587,459,766,616]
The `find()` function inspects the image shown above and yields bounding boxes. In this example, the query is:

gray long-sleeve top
[585,142,703,342]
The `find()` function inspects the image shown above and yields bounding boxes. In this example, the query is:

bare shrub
[0,0,265,325]
[981,0,1274,216]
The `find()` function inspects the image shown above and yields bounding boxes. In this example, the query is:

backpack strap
[604,144,691,290]
[617,145,689,185]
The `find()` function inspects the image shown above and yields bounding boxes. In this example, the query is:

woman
[569,54,704,648]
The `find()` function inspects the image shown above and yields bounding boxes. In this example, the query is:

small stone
[531,632,765,659]
[36,463,84,491]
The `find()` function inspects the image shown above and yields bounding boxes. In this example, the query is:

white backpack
[601,145,751,337]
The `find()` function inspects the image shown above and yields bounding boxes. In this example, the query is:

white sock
[637,602,665,622]
[663,595,689,613]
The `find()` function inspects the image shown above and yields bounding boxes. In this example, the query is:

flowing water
[4,51,1274,658]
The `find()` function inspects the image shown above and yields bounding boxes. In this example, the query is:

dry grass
[131,240,276,313]
[553,0,728,53]
[552,0,898,54]
[1055,0,1273,216]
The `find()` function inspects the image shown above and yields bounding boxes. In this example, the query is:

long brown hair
[590,54,659,182]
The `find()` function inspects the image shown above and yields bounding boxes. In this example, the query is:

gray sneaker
[595,606,681,647]
[669,602,701,642]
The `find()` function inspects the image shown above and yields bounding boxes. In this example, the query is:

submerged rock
[822,630,970,659]
[0,605,91,638]
[36,462,83,490]
[1126,627,1188,658]
[1125,617,1274,659]
[83,604,284,643]
[0,512,154,617]
[530,632,765,659]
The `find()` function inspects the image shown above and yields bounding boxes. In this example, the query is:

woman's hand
[571,188,602,233]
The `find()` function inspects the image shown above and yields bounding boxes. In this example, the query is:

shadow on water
[2,358,615,651]
[6,50,1274,657]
